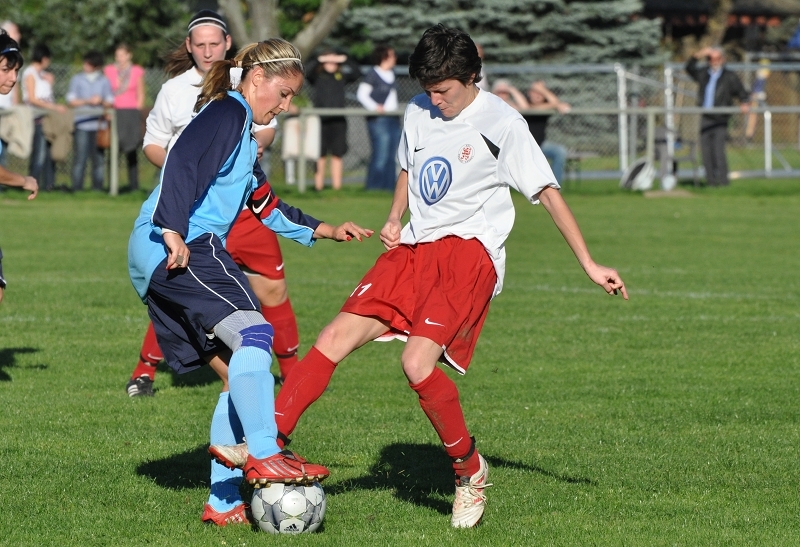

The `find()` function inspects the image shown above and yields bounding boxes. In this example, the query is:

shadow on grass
[0,347,43,381]
[325,442,594,515]
[168,362,221,389]
[137,444,209,490]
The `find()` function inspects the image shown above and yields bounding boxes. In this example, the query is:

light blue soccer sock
[208,391,245,512]
[228,346,280,459]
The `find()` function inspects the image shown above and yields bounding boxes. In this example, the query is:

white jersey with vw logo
[398,88,558,296]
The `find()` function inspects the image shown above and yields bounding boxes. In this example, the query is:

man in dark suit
[686,47,749,187]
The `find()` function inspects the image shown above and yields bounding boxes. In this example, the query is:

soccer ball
[250,482,326,534]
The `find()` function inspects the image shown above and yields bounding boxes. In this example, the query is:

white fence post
[764,110,772,177]
[615,63,628,172]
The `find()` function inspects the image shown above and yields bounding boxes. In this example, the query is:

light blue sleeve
[263,208,317,247]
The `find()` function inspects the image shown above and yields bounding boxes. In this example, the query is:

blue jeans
[72,129,105,191]
[29,123,55,191]
[0,139,8,167]
[365,116,401,191]
[540,141,567,185]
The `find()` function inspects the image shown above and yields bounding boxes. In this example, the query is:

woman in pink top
[104,43,145,191]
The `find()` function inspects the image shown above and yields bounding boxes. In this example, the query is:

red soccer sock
[261,298,299,380]
[409,367,480,478]
[131,323,164,380]
[274,346,337,445]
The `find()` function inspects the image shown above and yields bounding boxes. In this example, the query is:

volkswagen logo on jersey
[419,156,453,205]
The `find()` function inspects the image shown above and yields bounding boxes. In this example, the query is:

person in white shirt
[356,44,401,191]
[22,44,66,191]
[262,24,628,529]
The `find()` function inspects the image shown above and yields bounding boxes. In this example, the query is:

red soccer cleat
[244,450,330,487]
[201,503,250,526]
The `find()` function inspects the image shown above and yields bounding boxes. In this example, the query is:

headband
[188,15,227,34]
[229,57,302,89]
[0,47,19,55]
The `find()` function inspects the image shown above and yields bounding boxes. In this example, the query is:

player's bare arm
[380,169,409,250]
[539,186,628,299]
[0,166,38,199]
[313,221,374,242]
[143,144,167,168]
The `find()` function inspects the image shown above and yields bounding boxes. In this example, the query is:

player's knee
[213,310,273,353]
[314,322,340,350]
[401,355,435,385]
[239,323,275,354]
[254,278,288,307]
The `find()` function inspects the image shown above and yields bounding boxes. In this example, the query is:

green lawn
[0,180,798,546]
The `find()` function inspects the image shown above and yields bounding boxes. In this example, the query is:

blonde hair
[195,39,303,112]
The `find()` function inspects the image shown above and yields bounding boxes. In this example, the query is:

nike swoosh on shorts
[424,318,445,327]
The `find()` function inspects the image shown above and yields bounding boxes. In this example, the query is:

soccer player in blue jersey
[128,38,373,525]
[0,31,38,305]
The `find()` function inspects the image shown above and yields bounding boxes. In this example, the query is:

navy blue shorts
[146,233,260,374]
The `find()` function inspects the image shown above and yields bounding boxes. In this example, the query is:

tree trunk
[218,0,350,59]
[703,0,733,47]
[292,0,351,60]
[250,0,280,41]
[218,0,253,45]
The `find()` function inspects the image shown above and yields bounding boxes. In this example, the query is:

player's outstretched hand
[380,218,402,250]
[585,262,628,300]
[23,176,38,200]
[163,231,190,270]
[327,221,374,242]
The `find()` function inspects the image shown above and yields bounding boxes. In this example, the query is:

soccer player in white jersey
[211,24,628,529]
[127,10,305,400]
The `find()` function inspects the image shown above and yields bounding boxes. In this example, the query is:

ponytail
[193,59,236,112]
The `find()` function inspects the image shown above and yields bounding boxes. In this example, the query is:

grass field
[0,179,798,546]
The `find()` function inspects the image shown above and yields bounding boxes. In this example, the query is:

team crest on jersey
[419,156,453,205]
[458,144,474,164]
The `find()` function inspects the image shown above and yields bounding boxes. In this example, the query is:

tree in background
[217,0,365,59]
[329,0,664,64]
[1,0,188,66]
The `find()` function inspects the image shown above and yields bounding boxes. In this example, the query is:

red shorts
[341,236,497,374]
[226,211,285,280]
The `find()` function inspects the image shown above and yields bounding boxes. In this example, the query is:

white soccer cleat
[451,454,491,528]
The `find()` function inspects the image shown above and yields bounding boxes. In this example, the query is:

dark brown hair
[409,25,482,87]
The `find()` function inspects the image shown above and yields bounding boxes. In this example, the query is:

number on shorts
[350,283,372,297]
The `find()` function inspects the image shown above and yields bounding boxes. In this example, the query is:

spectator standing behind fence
[104,44,145,191]
[66,51,113,192]
[685,47,749,187]
[305,50,360,191]
[357,44,401,191]
[493,79,570,185]
[22,44,66,191]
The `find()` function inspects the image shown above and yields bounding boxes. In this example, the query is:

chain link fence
[3,60,800,193]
